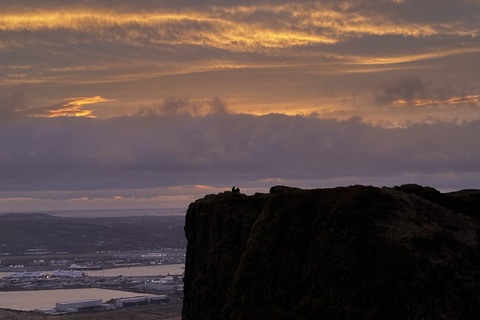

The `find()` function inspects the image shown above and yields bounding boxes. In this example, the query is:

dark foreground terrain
[0,304,181,320]
[183,184,480,320]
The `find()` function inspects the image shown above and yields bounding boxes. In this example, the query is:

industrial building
[115,295,170,308]
[56,299,110,313]
[35,295,169,315]
[5,271,45,278]
[52,269,85,278]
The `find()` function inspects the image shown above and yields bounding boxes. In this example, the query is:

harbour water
[85,264,184,277]
[0,264,185,311]
[0,263,184,279]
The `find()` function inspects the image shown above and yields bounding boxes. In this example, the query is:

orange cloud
[1,3,478,86]
[1,4,473,52]
[19,96,114,118]
[195,184,214,190]
[392,95,480,107]
[348,47,480,66]
[0,9,337,51]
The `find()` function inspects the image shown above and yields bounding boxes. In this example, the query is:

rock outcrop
[183,185,480,320]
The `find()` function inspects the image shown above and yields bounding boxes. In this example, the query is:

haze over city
[1,0,479,212]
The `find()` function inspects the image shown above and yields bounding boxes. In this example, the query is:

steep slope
[183,185,480,320]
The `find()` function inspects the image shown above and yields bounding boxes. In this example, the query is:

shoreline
[0,263,185,279]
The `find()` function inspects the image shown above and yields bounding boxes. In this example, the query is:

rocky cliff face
[183,185,480,320]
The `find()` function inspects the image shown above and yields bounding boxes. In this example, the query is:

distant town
[1,247,185,272]
[0,213,186,317]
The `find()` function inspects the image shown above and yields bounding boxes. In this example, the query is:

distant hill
[183,184,480,320]
[0,214,186,255]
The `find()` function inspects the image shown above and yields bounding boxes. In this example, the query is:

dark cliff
[183,185,480,320]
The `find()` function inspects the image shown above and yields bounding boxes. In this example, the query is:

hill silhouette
[183,184,480,320]
[0,214,186,255]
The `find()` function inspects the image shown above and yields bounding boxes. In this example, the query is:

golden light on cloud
[21,96,114,118]
[348,47,480,65]
[392,95,480,107]
[44,96,113,118]
[0,10,337,51]
[195,184,214,190]
[236,106,322,117]
[1,2,478,90]
[0,4,475,53]
[1,2,479,125]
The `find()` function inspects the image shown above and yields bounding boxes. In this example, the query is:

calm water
[0,288,152,311]
[0,264,184,279]
[0,264,185,311]
[85,264,184,277]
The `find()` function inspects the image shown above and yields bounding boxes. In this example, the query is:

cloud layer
[1,0,479,117]
[0,1,479,211]
[0,97,478,210]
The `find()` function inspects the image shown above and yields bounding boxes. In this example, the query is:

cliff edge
[183,185,480,320]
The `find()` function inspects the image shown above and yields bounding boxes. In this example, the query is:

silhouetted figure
[232,186,240,193]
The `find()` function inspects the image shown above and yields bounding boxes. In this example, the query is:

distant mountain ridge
[183,184,480,320]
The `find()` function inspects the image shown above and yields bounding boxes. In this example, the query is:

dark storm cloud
[0,106,478,192]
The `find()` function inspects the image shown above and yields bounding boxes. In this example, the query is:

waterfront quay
[0,248,186,272]
[0,264,184,293]
[0,264,184,315]
[0,288,173,313]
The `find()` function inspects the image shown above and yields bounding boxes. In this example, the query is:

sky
[0,0,479,213]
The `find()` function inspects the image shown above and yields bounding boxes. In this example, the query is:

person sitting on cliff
[232,186,240,193]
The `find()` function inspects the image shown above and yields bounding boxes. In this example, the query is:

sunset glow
[0,0,479,211]
[392,95,480,107]
[20,96,114,118]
